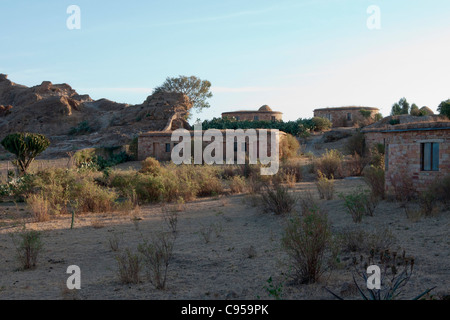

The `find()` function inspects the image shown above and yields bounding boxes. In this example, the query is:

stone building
[138,129,286,162]
[313,106,379,128]
[362,115,450,195]
[222,105,283,122]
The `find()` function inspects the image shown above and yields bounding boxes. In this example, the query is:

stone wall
[138,130,285,162]
[314,107,379,128]
[384,129,450,195]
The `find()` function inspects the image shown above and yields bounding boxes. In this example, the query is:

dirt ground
[0,177,448,300]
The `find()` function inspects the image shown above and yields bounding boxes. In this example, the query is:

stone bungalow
[222,105,283,122]
[314,106,379,128]
[138,129,285,162]
[362,115,450,195]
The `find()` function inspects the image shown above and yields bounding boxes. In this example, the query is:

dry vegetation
[0,135,449,300]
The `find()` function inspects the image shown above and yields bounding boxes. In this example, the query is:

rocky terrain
[0,74,192,158]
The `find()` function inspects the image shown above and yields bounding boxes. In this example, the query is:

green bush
[13,229,43,270]
[69,121,93,135]
[344,132,366,156]
[312,117,332,132]
[363,166,385,199]
[1,132,50,174]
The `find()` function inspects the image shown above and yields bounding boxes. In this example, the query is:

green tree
[437,99,450,119]
[153,75,213,117]
[391,98,410,116]
[1,132,50,174]
[410,103,420,116]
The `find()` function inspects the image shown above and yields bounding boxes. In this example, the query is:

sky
[1,0,450,123]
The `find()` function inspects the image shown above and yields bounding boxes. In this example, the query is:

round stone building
[222,105,283,122]
[313,106,380,128]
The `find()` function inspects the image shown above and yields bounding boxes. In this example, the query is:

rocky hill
[0,74,192,157]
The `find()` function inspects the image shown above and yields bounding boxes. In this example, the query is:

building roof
[361,114,450,133]
[259,105,272,112]
[314,106,379,112]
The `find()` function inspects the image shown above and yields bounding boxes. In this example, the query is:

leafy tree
[391,98,410,116]
[1,132,50,174]
[410,104,420,116]
[153,75,213,116]
[437,99,450,119]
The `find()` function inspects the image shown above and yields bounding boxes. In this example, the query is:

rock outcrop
[0,74,192,157]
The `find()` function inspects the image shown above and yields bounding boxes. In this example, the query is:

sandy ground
[0,177,448,300]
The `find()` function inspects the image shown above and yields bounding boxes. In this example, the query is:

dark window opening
[165,143,171,153]
[421,142,439,171]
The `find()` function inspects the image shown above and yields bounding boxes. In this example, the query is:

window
[326,114,332,121]
[165,143,171,153]
[347,113,352,121]
[271,116,276,121]
[235,116,240,121]
[421,142,439,171]
[254,116,259,121]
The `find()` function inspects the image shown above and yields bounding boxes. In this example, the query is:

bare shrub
[228,175,247,194]
[339,227,396,253]
[108,232,122,252]
[345,152,370,177]
[344,132,366,156]
[282,211,332,284]
[299,190,322,216]
[116,248,141,284]
[314,149,343,179]
[12,229,43,270]
[162,204,179,234]
[138,232,175,289]
[388,170,417,203]
[26,193,50,222]
[363,166,385,199]
[261,184,297,215]
[280,161,303,182]
[316,170,334,200]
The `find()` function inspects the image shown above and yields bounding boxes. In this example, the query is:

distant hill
[0,74,192,157]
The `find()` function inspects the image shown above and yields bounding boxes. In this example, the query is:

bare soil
[0,178,448,300]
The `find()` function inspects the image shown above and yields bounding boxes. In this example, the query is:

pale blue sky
[1,0,450,122]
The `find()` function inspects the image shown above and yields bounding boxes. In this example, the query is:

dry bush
[161,204,179,234]
[12,229,43,270]
[388,170,417,203]
[138,232,175,289]
[299,190,322,216]
[228,175,247,194]
[344,132,366,156]
[345,152,370,177]
[75,180,117,213]
[116,248,141,284]
[339,227,396,253]
[261,184,297,215]
[280,161,303,183]
[26,193,50,222]
[140,157,161,176]
[363,166,385,199]
[280,133,300,161]
[282,211,332,284]
[316,170,334,200]
[108,232,122,252]
[314,149,343,179]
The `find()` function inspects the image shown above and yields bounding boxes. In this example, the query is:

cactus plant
[1,132,50,174]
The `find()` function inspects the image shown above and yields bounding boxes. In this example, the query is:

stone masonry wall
[384,129,450,195]
[314,108,378,128]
